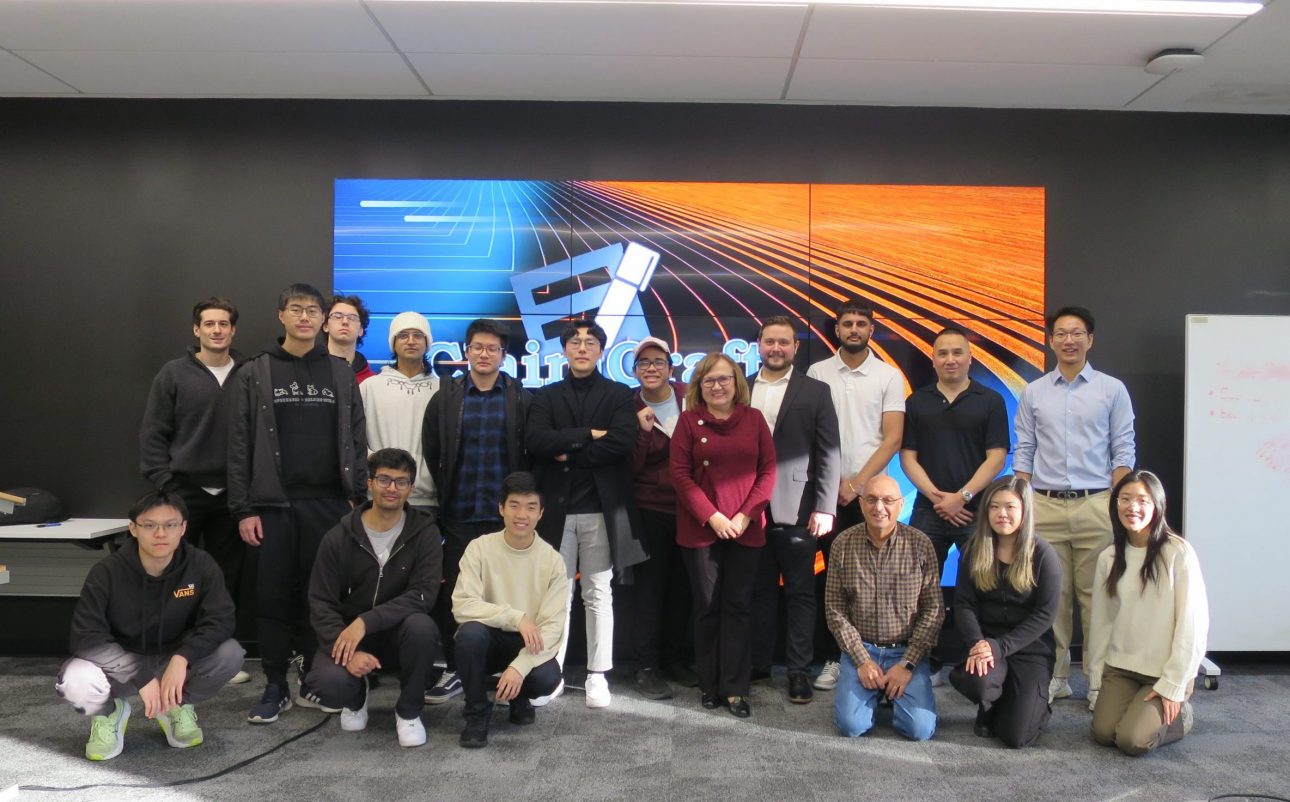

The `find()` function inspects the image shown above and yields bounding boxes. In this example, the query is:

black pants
[950,650,1053,749]
[175,484,253,640]
[814,500,860,662]
[751,523,817,675]
[631,507,693,670]
[305,612,439,720]
[432,517,500,670]
[910,504,973,670]
[255,496,350,684]
[682,540,760,698]
[455,622,562,721]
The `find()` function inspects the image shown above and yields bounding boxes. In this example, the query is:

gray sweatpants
[56,639,244,717]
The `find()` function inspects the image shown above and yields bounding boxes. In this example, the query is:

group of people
[54,283,1209,762]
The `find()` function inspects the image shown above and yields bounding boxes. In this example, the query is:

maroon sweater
[670,404,776,549]
[632,381,686,513]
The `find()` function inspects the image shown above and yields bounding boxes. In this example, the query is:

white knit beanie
[388,311,432,351]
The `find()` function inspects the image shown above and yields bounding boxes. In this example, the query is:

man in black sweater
[228,282,368,724]
[139,296,250,647]
[56,491,243,761]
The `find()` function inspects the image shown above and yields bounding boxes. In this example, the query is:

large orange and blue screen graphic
[334,179,1046,578]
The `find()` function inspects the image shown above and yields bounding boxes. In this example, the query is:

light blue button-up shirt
[1012,362,1136,491]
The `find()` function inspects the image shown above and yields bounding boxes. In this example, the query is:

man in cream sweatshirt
[452,472,568,748]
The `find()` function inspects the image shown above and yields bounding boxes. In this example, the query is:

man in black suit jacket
[748,316,842,704]
[526,318,647,710]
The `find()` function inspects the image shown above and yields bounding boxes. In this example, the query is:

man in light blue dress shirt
[1013,306,1135,705]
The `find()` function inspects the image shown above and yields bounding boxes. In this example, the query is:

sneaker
[1180,701,1195,736]
[247,682,292,724]
[531,679,564,707]
[788,673,814,704]
[930,668,946,688]
[813,660,841,691]
[662,661,700,688]
[459,716,489,748]
[584,673,611,709]
[295,680,341,714]
[509,697,536,726]
[227,670,251,685]
[157,704,203,749]
[341,678,369,732]
[396,714,427,748]
[1048,677,1072,702]
[85,699,130,761]
[635,668,673,701]
[425,670,463,705]
[1087,689,1099,712]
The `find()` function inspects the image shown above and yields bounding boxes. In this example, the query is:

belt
[864,640,908,649]
[1035,488,1108,499]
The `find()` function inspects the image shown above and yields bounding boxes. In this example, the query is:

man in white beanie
[359,311,440,512]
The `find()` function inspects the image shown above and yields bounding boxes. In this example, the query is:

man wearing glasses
[228,283,369,724]
[361,311,440,511]
[304,448,442,747]
[628,336,695,700]
[526,318,648,709]
[825,475,943,741]
[422,318,531,704]
[324,294,375,384]
[1014,305,1135,706]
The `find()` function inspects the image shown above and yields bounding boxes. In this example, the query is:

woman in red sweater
[670,353,776,718]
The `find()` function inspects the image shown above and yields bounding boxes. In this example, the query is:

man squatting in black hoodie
[227,283,369,724]
[57,490,243,761]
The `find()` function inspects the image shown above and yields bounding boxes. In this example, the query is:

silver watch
[960,490,974,503]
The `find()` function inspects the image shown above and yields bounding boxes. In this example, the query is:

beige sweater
[452,531,569,677]
[1088,535,1209,702]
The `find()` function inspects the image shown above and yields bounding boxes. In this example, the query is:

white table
[0,519,129,597]
[0,518,129,544]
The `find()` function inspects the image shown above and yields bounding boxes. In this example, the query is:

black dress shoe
[727,697,751,718]
[636,668,674,701]
[460,716,490,748]
[973,705,996,738]
[664,661,700,688]
[749,667,772,684]
[788,673,814,704]
[509,698,535,726]
[701,692,723,710]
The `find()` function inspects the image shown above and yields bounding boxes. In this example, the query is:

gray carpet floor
[0,657,1286,802]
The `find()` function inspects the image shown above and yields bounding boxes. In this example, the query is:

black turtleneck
[567,370,601,514]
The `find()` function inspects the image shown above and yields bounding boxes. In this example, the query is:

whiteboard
[1184,315,1290,651]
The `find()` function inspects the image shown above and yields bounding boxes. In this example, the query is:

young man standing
[453,472,568,748]
[324,294,375,384]
[139,297,250,649]
[228,282,368,724]
[361,311,440,511]
[306,448,442,747]
[807,298,906,691]
[57,491,243,761]
[422,318,530,704]
[1014,306,1135,704]
[749,316,842,704]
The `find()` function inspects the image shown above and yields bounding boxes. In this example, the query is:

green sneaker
[158,704,204,749]
[86,698,130,761]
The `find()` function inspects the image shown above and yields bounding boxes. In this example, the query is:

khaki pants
[1033,491,1112,680]
[1092,665,1192,756]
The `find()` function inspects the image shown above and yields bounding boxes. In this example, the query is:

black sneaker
[460,716,490,748]
[788,673,814,704]
[425,670,463,705]
[635,668,673,701]
[247,682,292,724]
[974,705,996,738]
[294,680,341,714]
[508,698,535,726]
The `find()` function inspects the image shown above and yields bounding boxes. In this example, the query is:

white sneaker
[1180,701,1195,736]
[1087,689,1099,712]
[813,660,841,691]
[340,678,369,732]
[227,670,251,685]
[396,714,427,748]
[531,679,564,707]
[1049,677,1072,702]
[584,673,612,709]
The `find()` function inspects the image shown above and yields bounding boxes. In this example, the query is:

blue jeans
[834,647,937,741]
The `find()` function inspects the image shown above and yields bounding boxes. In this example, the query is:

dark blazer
[526,371,648,574]
[750,369,842,527]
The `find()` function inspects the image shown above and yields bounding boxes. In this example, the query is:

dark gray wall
[2,99,1289,524]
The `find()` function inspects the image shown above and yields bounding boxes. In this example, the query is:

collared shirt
[903,379,1011,509]
[750,365,793,432]
[807,352,905,474]
[1013,362,1136,491]
[449,372,509,523]
[824,521,943,666]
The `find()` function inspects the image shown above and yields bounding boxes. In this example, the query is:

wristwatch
[903,660,917,673]
[960,490,974,503]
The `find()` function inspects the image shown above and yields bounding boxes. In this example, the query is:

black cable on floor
[18,714,331,793]
[1210,796,1290,801]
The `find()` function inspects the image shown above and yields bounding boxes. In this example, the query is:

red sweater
[670,404,776,549]
[632,381,686,513]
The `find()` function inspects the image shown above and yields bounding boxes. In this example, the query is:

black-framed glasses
[467,343,502,355]
[700,375,734,388]
[373,475,413,490]
[328,312,361,324]
[635,358,670,371]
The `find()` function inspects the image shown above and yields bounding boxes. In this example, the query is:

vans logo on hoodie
[173,583,196,599]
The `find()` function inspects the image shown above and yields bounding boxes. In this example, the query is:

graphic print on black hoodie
[268,342,341,498]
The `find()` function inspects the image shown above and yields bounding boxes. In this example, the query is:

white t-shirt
[807,351,905,475]
[205,360,236,387]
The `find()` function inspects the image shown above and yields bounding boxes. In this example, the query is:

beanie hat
[388,311,432,352]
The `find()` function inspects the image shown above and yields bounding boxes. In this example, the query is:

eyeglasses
[373,475,413,490]
[1051,329,1089,342]
[700,375,734,388]
[395,330,427,342]
[133,520,184,534]
[566,338,601,350]
[467,343,502,355]
[328,312,361,324]
[635,358,670,371]
[861,496,901,507]
[1116,495,1154,509]
[285,305,323,319]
